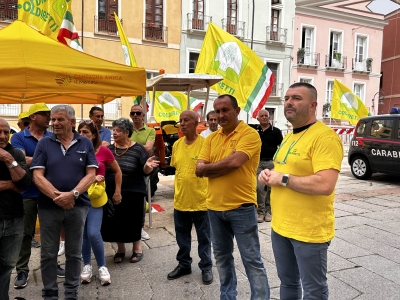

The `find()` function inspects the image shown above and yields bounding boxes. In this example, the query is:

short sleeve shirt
[99,126,111,143]
[31,131,98,208]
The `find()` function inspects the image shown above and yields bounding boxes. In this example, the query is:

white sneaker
[98,266,111,286]
[58,241,65,256]
[80,264,92,284]
[141,228,150,240]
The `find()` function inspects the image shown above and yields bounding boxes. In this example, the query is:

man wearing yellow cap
[17,112,30,132]
[11,103,53,289]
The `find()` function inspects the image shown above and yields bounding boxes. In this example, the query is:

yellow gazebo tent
[0,21,146,104]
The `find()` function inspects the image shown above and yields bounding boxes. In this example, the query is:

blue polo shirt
[31,131,98,208]
[11,128,52,199]
[99,126,111,143]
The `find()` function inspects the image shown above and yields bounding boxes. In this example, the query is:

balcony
[0,104,19,116]
[297,52,320,68]
[143,23,167,43]
[187,13,212,32]
[270,82,284,98]
[325,54,347,70]
[94,15,118,36]
[221,19,245,39]
[352,58,372,74]
[266,26,287,45]
[0,9,17,23]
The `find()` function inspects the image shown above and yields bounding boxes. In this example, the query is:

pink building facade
[293,1,387,122]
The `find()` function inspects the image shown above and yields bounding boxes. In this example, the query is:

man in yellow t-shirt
[196,95,270,299]
[167,110,213,285]
[259,82,343,300]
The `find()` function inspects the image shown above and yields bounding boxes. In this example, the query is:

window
[267,62,279,96]
[227,0,237,35]
[189,53,199,73]
[301,27,314,64]
[145,0,164,41]
[369,119,393,139]
[355,35,367,70]
[0,0,17,21]
[146,71,160,79]
[104,99,120,119]
[97,0,118,34]
[192,0,204,30]
[272,0,281,4]
[270,9,280,41]
[354,83,365,103]
[324,80,334,117]
[329,31,342,67]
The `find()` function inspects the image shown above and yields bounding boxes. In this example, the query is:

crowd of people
[0,82,344,300]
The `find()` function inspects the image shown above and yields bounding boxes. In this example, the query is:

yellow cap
[29,103,50,116]
[88,181,107,208]
[18,111,30,120]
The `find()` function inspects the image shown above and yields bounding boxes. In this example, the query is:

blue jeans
[38,206,88,300]
[174,209,212,270]
[208,206,270,300]
[271,230,330,300]
[82,206,105,267]
[0,217,23,300]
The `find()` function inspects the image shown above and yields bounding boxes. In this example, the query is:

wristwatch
[281,174,290,187]
[8,160,18,169]
[72,189,79,200]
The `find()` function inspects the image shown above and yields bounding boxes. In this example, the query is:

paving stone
[347,225,400,248]
[329,236,373,259]
[335,215,379,229]
[335,202,372,214]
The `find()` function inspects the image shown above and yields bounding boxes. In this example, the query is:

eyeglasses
[130,111,142,116]
[35,112,50,117]
[79,119,93,125]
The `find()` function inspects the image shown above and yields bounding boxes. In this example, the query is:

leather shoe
[167,266,191,280]
[202,269,213,285]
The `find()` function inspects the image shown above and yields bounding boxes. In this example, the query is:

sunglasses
[79,119,93,124]
[130,111,142,116]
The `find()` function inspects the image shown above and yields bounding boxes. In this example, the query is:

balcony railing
[266,26,287,44]
[221,19,245,38]
[187,13,212,31]
[94,15,118,36]
[0,104,19,116]
[143,23,167,43]
[297,52,320,67]
[352,58,372,73]
[325,54,347,69]
[0,10,17,23]
[270,82,284,97]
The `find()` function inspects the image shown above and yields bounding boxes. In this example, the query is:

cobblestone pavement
[9,158,400,299]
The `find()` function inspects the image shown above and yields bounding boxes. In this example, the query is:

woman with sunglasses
[101,118,159,263]
[77,120,122,286]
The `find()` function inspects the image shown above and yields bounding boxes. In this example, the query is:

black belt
[260,158,272,161]
[240,203,255,207]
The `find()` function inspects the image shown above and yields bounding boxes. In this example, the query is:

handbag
[103,198,115,218]
[88,181,107,208]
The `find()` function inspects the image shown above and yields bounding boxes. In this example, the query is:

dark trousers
[174,209,212,270]
[16,198,38,275]
[0,217,23,300]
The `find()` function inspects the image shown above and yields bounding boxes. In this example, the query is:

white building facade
[179,0,296,129]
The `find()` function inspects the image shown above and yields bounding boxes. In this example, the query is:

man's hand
[112,192,122,205]
[195,162,207,177]
[0,148,13,164]
[53,191,75,210]
[258,169,283,187]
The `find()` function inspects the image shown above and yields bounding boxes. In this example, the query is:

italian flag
[57,11,83,52]
[190,97,204,112]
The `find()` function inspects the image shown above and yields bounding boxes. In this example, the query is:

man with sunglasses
[129,105,158,241]
[89,107,111,146]
[11,103,54,289]
[258,82,343,300]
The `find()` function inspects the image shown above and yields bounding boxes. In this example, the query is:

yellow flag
[151,91,189,122]
[114,12,137,67]
[195,23,274,118]
[331,79,370,125]
[114,12,143,106]
[18,0,68,41]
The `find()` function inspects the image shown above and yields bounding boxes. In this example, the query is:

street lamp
[371,91,385,114]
